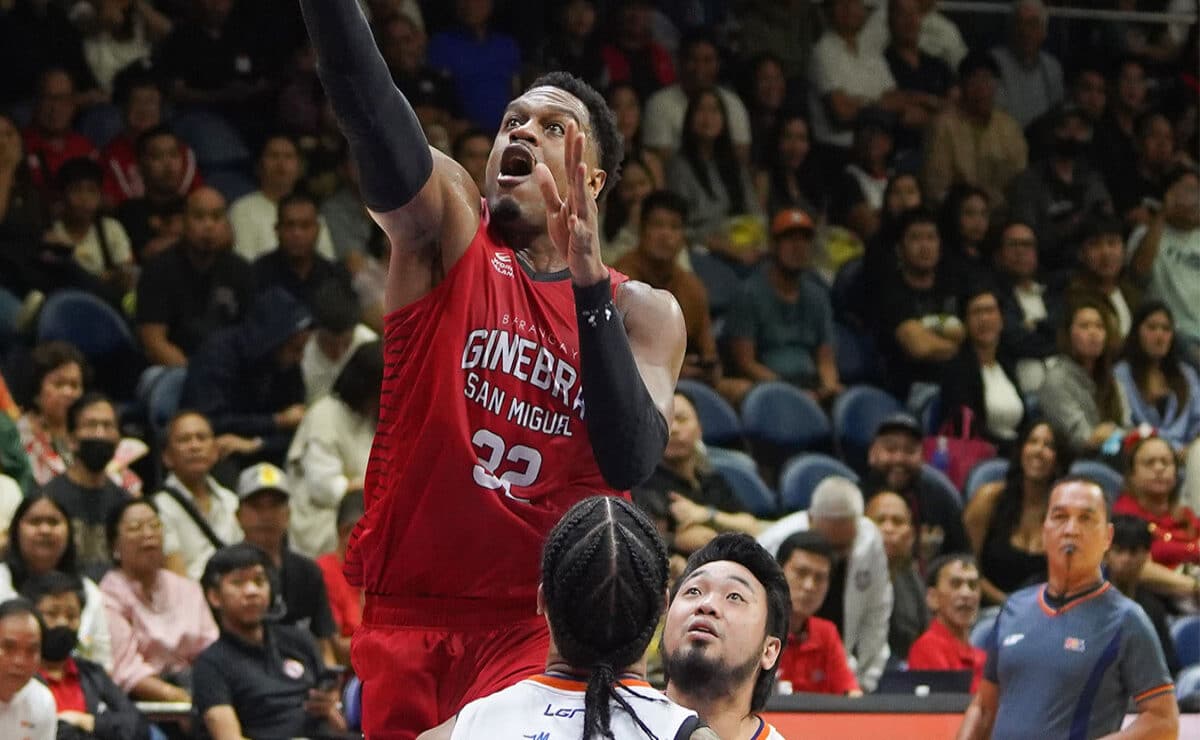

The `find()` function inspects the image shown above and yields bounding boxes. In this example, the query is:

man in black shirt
[43,393,131,576]
[135,186,254,367]
[376,12,462,135]
[116,126,190,260]
[253,192,350,312]
[194,543,344,740]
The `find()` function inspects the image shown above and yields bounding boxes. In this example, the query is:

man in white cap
[758,476,892,691]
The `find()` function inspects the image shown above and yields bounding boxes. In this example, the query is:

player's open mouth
[499,144,535,184]
[686,619,719,639]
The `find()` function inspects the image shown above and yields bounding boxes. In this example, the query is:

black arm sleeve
[575,279,669,490]
[298,0,433,212]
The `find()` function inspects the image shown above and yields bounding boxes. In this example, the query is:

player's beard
[664,642,761,703]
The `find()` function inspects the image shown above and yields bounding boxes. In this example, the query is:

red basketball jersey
[347,202,628,626]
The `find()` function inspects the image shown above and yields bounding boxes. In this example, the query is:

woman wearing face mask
[25,570,148,740]
[0,493,113,669]
[99,498,217,703]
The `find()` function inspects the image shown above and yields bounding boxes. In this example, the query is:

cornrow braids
[541,497,670,740]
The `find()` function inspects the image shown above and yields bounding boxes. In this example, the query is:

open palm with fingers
[534,119,607,287]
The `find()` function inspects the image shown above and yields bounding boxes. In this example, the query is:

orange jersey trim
[528,674,653,691]
[1133,684,1175,703]
[1037,582,1112,617]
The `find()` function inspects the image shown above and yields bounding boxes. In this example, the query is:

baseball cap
[236,463,291,501]
[874,412,922,440]
[771,208,815,237]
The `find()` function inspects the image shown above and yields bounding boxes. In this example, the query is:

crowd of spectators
[0,0,1196,734]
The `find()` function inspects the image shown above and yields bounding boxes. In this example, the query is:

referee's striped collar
[1037,581,1112,616]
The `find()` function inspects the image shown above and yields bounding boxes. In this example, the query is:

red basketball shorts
[351,615,550,740]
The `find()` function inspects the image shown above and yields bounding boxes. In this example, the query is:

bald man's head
[183,186,230,253]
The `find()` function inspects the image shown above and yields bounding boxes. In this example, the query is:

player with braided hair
[419,497,717,740]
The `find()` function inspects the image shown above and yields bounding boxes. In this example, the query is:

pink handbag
[923,407,997,492]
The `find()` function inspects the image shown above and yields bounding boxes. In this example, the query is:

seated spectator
[253,192,350,312]
[726,209,841,398]
[606,83,665,188]
[46,157,135,302]
[115,126,193,259]
[0,407,33,499]
[78,0,167,93]
[425,0,520,131]
[22,67,97,194]
[0,493,113,668]
[753,112,822,219]
[1113,433,1199,571]
[302,280,377,404]
[43,393,132,574]
[881,0,954,154]
[774,531,862,695]
[860,0,968,70]
[632,391,757,557]
[0,111,50,256]
[1105,515,1181,677]
[993,220,1065,393]
[1040,300,1129,457]
[25,571,148,740]
[990,0,1063,129]
[866,491,928,662]
[828,114,895,247]
[287,342,379,558]
[376,11,462,142]
[235,464,337,662]
[922,51,1027,207]
[315,491,363,667]
[873,208,964,402]
[742,53,802,171]
[449,127,489,195]
[1067,213,1141,344]
[194,544,345,739]
[1094,58,1147,204]
[100,498,216,703]
[18,342,86,488]
[599,1,675,102]
[861,173,925,312]
[0,598,56,739]
[863,413,970,562]
[1008,106,1113,274]
[135,186,255,367]
[644,29,752,163]
[936,184,992,286]
[665,88,764,265]
[229,135,334,263]
[1027,65,1107,162]
[758,478,893,692]
[182,288,312,467]
[906,553,985,692]
[535,0,604,90]
[154,411,243,581]
[614,191,744,401]
[102,63,202,209]
[601,155,658,264]
[964,419,1065,604]
[1111,113,1177,229]
[939,286,1025,451]
[1129,168,1200,368]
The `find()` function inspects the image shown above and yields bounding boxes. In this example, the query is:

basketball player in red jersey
[299,2,686,738]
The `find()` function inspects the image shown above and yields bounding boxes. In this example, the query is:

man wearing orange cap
[726,208,844,400]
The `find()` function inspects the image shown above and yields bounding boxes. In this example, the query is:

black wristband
[575,278,668,490]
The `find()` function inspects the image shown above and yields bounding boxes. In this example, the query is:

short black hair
[958,49,1000,80]
[202,543,274,593]
[112,59,162,108]
[925,553,977,589]
[277,190,319,215]
[332,340,383,417]
[135,124,178,159]
[4,493,77,593]
[20,570,86,610]
[310,279,363,333]
[336,489,364,530]
[678,26,719,60]
[672,533,789,712]
[105,498,159,564]
[1110,514,1152,552]
[526,72,623,198]
[639,189,688,226]
[259,133,299,158]
[896,207,938,240]
[56,156,104,190]
[0,597,44,634]
[29,341,88,411]
[775,530,833,567]
[66,391,113,435]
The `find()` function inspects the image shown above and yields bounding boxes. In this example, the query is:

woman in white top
[287,341,381,557]
[47,158,135,299]
[78,0,172,92]
[0,493,112,669]
[939,286,1025,454]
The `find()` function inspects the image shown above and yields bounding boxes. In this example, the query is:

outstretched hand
[534,119,607,287]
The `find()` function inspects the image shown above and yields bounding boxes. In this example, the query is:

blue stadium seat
[77,103,124,149]
[833,322,879,385]
[146,366,187,433]
[920,464,963,511]
[711,456,777,517]
[778,453,859,513]
[831,384,902,472]
[172,110,250,168]
[1176,664,1200,701]
[918,390,942,435]
[1068,460,1123,502]
[204,168,258,203]
[37,290,137,358]
[343,675,362,731]
[741,381,832,452]
[690,250,741,318]
[707,446,757,474]
[964,459,1009,502]
[676,379,742,448]
[1171,616,1199,669]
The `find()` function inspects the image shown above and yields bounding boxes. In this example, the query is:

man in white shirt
[990,0,1064,129]
[859,0,968,70]
[0,599,56,740]
[642,29,753,162]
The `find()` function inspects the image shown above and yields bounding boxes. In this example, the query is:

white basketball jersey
[451,673,699,740]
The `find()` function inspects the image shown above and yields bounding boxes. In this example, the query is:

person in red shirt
[22,68,97,194]
[1113,432,1200,569]
[316,490,364,667]
[907,553,986,692]
[774,530,861,695]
